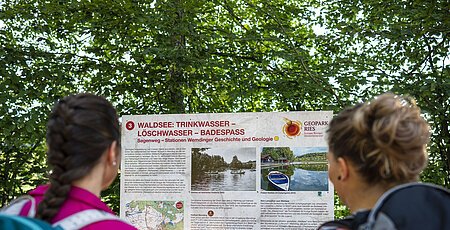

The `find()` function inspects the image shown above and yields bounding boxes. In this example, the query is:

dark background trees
[261,147,295,162]
[1,0,448,217]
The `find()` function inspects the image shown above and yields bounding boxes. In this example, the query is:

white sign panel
[120,111,333,230]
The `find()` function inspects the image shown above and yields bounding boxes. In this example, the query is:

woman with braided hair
[319,93,450,230]
[17,93,137,229]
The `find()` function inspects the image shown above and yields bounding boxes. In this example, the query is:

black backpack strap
[318,210,370,230]
[0,195,36,217]
[318,219,353,230]
[362,182,450,230]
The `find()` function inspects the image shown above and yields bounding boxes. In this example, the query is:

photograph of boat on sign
[261,146,328,191]
[267,171,290,191]
[191,147,257,191]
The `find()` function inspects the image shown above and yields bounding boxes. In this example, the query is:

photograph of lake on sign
[191,147,257,191]
[261,147,328,191]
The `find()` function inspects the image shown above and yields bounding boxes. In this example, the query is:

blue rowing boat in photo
[267,171,290,191]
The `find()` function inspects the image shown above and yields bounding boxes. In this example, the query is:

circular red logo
[125,121,135,130]
[176,201,183,209]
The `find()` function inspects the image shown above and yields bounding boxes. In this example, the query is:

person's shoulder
[378,182,450,229]
[82,219,137,230]
[28,184,49,196]
[382,182,450,211]
[317,220,352,230]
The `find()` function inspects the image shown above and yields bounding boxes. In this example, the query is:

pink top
[19,185,137,230]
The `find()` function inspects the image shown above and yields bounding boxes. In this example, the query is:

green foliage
[334,192,351,219]
[261,147,295,162]
[230,155,243,169]
[313,0,450,188]
[1,0,448,220]
[296,152,327,162]
[295,163,327,171]
[191,148,228,181]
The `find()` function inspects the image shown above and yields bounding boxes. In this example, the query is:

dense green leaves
[313,0,450,188]
[1,0,448,219]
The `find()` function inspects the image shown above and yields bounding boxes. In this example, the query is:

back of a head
[36,93,120,222]
[327,93,430,186]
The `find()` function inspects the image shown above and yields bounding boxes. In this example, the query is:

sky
[202,147,256,163]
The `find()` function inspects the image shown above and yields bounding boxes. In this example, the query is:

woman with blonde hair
[320,93,450,230]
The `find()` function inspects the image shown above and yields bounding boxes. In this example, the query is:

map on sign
[125,200,184,230]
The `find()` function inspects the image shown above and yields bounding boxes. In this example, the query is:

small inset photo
[261,147,329,191]
[191,147,257,191]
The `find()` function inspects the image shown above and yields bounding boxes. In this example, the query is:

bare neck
[71,162,104,197]
[346,183,390,213]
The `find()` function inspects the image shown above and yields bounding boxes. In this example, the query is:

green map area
[126,200,184,230]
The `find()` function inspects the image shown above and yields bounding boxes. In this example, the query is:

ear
[106,140,118,166]
[337,157,350,180]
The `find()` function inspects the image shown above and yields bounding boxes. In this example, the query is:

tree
[261,147,294,161]
[1,0,448,216]
[312,0,449,186]
[230,155,243,169]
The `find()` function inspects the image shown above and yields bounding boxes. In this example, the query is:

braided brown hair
[327,93,430,185]
[36,93,120,222]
